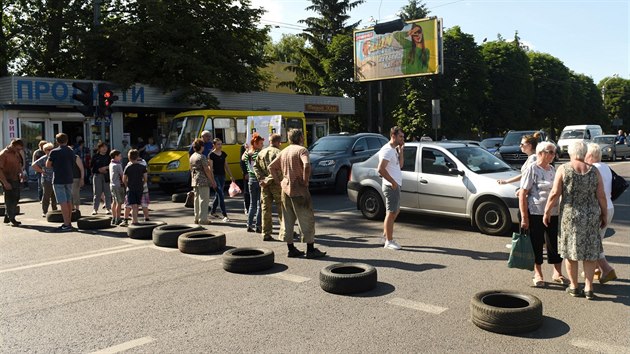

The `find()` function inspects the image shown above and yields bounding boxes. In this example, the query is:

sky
[252,0,629,84]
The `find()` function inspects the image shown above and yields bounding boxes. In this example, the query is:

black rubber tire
[46,209,81,223]
[127,221,167,239]
[172,193,187,203]
[152,224,204,248]
[178,231,226,254]
[320,263,377,295]
[359,188,385,220]
[0,205,19,216]
[77,216,112,230]
[474,200,512,236]
[160,184,176,194]
[470,290,543,334]
[334,168,349,194]
[222,247,274,273]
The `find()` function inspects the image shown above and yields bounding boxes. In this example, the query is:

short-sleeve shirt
[269,144,309,197]
[378,143,402,187]
[521,163,557,215]
[124,163,147,193]
[593,162,613,209]
[109,161,124,188]
[209,151,227,176]
[34,154,54,182]
[521,154,537,174]
[48,145,75,185]
[190,152,209,187]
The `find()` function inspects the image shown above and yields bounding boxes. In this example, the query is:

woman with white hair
[543,141,607,300]
[585,143,617,283]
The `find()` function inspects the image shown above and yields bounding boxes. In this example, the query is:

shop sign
[305,104,339,113]
[8,117,18,139]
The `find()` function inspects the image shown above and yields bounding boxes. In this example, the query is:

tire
[77,216,112,230]
[152,224,204,248]
[470,290,543,334]
[127,221,167,239]
[46,209,81,223]
[358,188,385,220]
[172,192,187,203]
[474,200,511,236]
[319,263,377,295]
[222,247,274,273]
[334,168,349,194]
[611,152,616,161]
[178,231,226,254]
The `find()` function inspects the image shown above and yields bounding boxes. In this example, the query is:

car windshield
[448,147,512,174]
[309,137,352,152]
[163,116,204,150]
[503,132,533,146]
[560,129,585,139]
[593,136,615,145]
[481,138,502,149]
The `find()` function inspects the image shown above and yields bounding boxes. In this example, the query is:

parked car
[593,135,630,161]
[494,130,557,167]
[480,137,503,154]
[347,142,521,236]
[445,140,482,147]
[308,133,389,193]
[557,124,602,157]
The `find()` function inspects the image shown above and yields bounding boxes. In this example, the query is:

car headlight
[166,160,180,170]
[318,160,336,167]
[603,147,611,153]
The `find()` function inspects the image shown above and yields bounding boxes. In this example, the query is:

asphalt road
[1,160,629,353]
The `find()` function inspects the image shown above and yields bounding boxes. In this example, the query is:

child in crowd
[109,150,125,225]
[31,143,57,217]
[122,149,147,225]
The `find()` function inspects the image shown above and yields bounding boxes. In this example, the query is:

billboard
[354,18,443,82]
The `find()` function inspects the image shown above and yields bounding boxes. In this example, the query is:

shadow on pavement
[308,255,446,273]
[345,281,396,298]
[245,263,289,275]
[316,233,383,249]
[402,245,509,261]
[511,316,570,339]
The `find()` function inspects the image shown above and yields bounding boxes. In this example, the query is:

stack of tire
[149,223,226,255]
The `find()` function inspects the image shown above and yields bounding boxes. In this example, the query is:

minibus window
[213,117,237,144]
[236,118,247,144]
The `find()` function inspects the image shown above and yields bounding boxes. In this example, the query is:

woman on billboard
[394,23,430,75]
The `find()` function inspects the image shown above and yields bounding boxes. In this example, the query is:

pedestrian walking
[254,133,282,241]
[32,140,47,201]
[378,126,405,250]
[497,132,540,185]
[268,128,326,258]
[46,133,77,232]
[209,138,234,222]
[190,138,216,225]
[31,143,57,217]
[123,149,147,225]
[109,150,125,225]
[242,133,264,233]
[91,142,112,215]
[0,138,26,226]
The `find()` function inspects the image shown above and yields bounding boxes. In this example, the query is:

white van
[557,124,603,157]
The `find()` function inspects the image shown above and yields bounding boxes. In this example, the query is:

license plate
[151,176,160,183]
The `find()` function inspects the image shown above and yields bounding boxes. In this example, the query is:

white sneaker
[91,210,97,215]
[106,209,112,215]
[384,239,402,250]
[222,216,231,222]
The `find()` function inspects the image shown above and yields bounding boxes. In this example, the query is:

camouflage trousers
[261,184,282,237]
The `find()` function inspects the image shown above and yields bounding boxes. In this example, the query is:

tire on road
[470,290,543,334]
[178,230,226,254]
[77,216,112,230]
[152,224,204,248]
[334,168,349,194]
[319,263,377,295]
[222,247,274,273]
[46,209,81,223]
[359,188,385,220]
[127,221,167,239]
[474,200,511,236]
[171,192,188,203]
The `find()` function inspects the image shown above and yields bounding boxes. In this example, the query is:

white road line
[90,336,155,354]
[386,297,448,314]
[181,254,221,261]
[571,339,630,354]
[150,245,180,252]
[267,273,311,283]
[0,245,149,274]
[119,238,150,245]
[603,241,630,248]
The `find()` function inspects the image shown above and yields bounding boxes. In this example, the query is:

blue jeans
[247,177,261,229]
[36,174,43,201]
[211,175,227,216]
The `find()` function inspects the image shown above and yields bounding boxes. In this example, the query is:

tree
[264,34,306,64]
[599,76,630,131]
[528,52,570,137]
[0,0,20,76]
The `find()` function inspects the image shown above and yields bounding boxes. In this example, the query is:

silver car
[347,142,521,236]
[592,135,630,161]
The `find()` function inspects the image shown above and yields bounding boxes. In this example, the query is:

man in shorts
[123,149,147,225]
[377,126,405,250]
[46,133,76,232]
[109,150,125,225]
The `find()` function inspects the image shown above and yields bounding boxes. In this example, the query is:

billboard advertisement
[246,115,282,148]
[354,18,442,82]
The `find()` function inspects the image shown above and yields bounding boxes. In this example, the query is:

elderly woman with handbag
[518,141,566,287]
[189,138,216,225]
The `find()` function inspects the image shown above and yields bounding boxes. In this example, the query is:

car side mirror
[448,168,464,176]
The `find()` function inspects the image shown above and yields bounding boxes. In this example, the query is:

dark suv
[494,130,548,167]
[308,133,388,193]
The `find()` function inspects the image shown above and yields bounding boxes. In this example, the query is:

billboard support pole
[378,81,384,134]
[367,82,373,133]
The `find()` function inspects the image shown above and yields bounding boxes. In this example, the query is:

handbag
[610,168,628,201]
[228,181,242,197]
[507,228,535,271]
[185,191,194,208]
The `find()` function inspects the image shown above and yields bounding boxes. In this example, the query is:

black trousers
[529,213,562,265]
[3,180,21,221]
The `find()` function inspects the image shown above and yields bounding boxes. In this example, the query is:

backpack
[610,168,629,201]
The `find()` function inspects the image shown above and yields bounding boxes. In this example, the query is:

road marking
[181,254,221,261]
[0,245,149,274]
[267,273,311,283]
[570,339,630,354]
[120,238,150,245]
[150,245,180,252]
[314,207,356,213]
[386,297,448,314]
[603,241,630,248]
[90,336,155,354]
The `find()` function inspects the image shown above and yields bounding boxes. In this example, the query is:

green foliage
[528,52,570,136]
[599,76,630,130]
[264,34,306,64]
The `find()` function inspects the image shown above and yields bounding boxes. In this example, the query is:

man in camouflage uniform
[254,133,282,241]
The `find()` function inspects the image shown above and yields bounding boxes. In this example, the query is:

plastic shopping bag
[507,229,535,271]
[228,181,242,197]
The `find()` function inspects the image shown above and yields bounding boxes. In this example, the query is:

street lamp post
[601,74,619,101]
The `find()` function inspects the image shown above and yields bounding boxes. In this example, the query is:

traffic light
[71,82,94,117]
[97,83,119,117]
[373,19,405,34]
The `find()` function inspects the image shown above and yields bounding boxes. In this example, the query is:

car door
[400,145,420,209]
[418,147,467,215]
[350,137,372,164]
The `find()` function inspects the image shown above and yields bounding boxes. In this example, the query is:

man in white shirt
[377,126,405,250]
